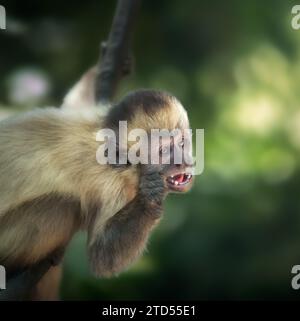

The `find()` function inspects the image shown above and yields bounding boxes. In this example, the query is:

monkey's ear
[61,66,97,109]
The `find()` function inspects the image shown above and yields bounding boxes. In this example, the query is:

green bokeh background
[1,0,300,299]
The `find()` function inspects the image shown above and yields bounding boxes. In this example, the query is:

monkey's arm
[88,167,166,277]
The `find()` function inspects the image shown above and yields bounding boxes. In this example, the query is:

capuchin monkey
[0,68,194,300]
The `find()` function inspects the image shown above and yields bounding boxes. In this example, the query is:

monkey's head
[104,89,194,193]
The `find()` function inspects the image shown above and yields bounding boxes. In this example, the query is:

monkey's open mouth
[166,173,193,192]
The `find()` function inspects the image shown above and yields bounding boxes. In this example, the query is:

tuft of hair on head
[104,89,188,131]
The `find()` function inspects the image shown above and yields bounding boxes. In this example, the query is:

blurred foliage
[1,0,300,299]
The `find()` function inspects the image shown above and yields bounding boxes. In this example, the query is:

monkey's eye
[160,146,169,155]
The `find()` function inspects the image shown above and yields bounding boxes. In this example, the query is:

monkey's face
[106,89,195,193]
[153,132,194,194]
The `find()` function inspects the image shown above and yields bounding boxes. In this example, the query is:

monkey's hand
[139,165,167,210]
[88,167,166,278]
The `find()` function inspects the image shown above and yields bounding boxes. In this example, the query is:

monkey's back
[0,108,100,268]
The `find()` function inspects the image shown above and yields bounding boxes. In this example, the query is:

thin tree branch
[95,0,141,104]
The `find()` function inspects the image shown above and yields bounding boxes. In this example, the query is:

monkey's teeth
[168,173,193,187]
